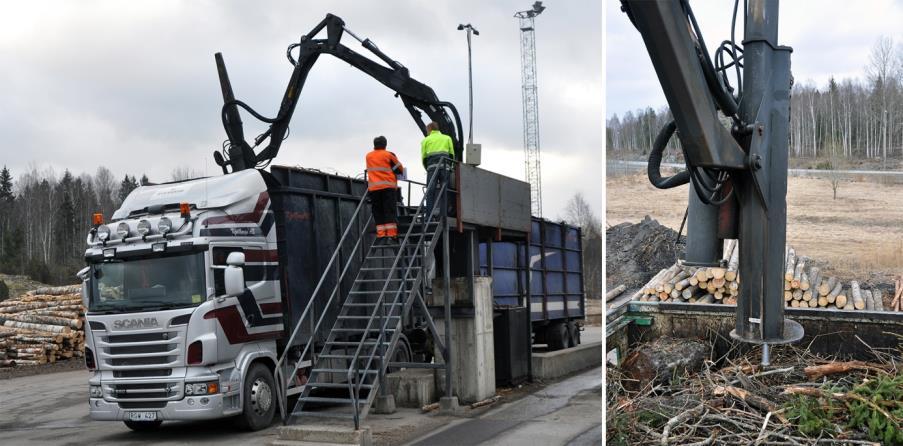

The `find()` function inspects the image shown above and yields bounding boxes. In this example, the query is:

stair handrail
[346,158,454,428]
[275,189,372,421]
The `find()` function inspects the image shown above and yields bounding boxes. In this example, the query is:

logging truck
[81,167,378,431]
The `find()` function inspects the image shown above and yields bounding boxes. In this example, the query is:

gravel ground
[0,358,87,380]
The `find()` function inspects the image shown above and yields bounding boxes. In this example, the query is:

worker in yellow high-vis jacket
[420,122,454,216]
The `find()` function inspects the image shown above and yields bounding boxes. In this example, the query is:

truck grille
[97,329,183,370]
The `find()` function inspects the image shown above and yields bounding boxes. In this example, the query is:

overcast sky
[0,0,602,219]
[607,0,903,118]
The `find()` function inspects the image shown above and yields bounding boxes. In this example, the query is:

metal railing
[345,159,453,429]
[273,190,373,421]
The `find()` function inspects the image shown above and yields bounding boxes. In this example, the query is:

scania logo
[113,318,160,330]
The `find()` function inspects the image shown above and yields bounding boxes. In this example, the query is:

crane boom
[213,14,464,174]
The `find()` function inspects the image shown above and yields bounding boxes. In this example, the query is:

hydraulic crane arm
[213,13,464,173]
[621,0,802,359]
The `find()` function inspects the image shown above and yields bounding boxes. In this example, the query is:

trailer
[480,218,586,350]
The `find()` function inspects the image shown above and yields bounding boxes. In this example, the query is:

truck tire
[547,322,568,351]
[123,420,162,431]
[236,362,276,431]
[567,321,580,347]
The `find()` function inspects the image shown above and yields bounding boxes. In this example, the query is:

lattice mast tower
[515,1,546,217]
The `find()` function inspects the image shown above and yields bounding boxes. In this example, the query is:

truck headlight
[90,385,103,398]
[158,217,173,234]
[185,381,218,396]
[96,225,111,241]
[137,219,152,235]
[116,222,130,238]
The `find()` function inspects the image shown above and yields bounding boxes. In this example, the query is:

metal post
[458,23,479,146]
[731,0,801,355]
[466,28,475,145]
[442,167,454,399]
[524,233,533,382]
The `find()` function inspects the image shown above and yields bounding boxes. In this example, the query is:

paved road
[0,370,279,445]
[404,366,603,446]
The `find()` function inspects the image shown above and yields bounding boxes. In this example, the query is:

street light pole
[457,23,479,145]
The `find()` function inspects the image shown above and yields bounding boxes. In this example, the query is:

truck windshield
[89,252,207,313]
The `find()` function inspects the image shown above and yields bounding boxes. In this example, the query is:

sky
[0,0,602,219]
[606,0,903,119]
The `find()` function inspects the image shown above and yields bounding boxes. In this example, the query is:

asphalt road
[0,370,280,446]
[405,366,603,446]
[0,343,603,446]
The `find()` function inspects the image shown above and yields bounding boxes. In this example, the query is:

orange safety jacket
[366,147,404,191]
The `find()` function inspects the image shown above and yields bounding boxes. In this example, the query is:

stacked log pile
[634,243,892,311]
[0,285,85,366]
[635,240,741,305]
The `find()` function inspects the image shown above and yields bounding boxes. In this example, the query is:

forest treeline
[607,37,903,169]
[0,166,147,285]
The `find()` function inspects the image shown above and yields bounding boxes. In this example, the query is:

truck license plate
[127,411,157,421]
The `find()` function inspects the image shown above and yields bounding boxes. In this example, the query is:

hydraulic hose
[648,121,691,189]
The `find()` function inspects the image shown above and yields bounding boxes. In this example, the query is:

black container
[266,166,373,348]
[493,305,530,387]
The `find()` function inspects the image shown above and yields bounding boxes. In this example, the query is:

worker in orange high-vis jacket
[366,135,405,238]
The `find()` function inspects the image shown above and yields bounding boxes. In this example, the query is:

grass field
[606,172,903,282]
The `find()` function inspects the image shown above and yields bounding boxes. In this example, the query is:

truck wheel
[123,420,162,431]
[548,322,568,351]
[567,321,580,347]
[236,363,276,431]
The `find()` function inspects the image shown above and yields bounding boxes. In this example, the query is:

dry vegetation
[606,173,903,281]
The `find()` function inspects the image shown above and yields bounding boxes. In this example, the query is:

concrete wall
[431,277,496,404]
[532,341,603,380]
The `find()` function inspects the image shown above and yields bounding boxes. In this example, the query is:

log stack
[0,285,85,367]
[636,243,892,312]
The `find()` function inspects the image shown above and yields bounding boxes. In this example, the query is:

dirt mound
[606,216,684,289]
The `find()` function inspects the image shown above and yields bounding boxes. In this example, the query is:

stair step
[290,410,356,419]
[343,302,404,307]
[306,382,374,390]
[327,340,390,346]
[338,315,400,320]
[329,328,396,332]
[318,354,384,360]
[299,396,368,405]
[356,278,416,283]
[311,368,378,374]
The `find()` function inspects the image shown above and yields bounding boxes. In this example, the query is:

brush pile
[0,285,85,366]
[608,339,903,445]
[632,242,894,311]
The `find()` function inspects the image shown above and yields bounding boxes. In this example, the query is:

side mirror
[226,252,245,267]
[224,252,245,297]
[77,267,90,307]
[224,265,244,297]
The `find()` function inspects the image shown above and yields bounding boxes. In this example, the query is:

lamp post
[457,23,479,145]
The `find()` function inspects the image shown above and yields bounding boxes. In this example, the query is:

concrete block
[532,341,603,380]
[438,396,462,416]
[372,394,396,414]
[431,277,496,404]
[386,368,436,408]
[278,425,372,446]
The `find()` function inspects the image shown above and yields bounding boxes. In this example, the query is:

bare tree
[563,193,603,300]
[170,166,203,182]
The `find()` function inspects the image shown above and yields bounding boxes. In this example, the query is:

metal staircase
[275,163,453,429]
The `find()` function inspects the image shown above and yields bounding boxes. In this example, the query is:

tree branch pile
[0,285,85,366]
[608,340,903,445]
[633,242,894,312]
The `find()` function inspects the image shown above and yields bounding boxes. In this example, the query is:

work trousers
[370,188,398,238]
[424,154,454,217]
